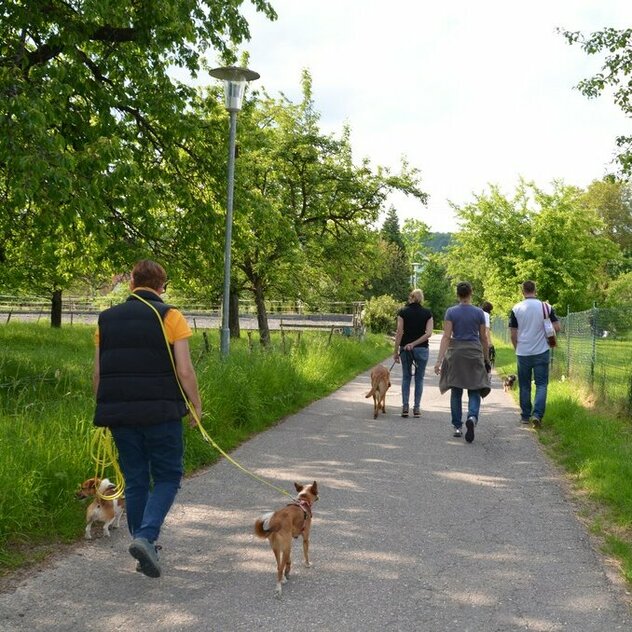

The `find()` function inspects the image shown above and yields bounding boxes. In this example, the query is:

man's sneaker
[401,407,409,418]
[129,538,161,578]
[465,417,476,443]
[413,409,421,418]
[135,544,161,572]
[520,417,531,424]
[453,427,463,438]
[531,416,542,428]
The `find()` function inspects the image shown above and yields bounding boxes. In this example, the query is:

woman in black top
[393,289,434,417]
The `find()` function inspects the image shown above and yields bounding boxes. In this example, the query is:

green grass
[0,323,391,572]
[493,339,632,584]
[551,337,632,414]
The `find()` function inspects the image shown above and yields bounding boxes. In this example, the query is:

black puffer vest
[94,290,187,427]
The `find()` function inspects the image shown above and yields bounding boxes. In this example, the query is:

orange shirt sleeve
[164,309,192,343]
[94,308,191,345]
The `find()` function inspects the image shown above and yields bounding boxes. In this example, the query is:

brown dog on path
[254,481,319,598]
[365,364,391,419]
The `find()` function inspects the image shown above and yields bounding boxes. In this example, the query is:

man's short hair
[456,282,472,298]
[481,301,493,313]
[131,260,167,291]
[522,280,536,294]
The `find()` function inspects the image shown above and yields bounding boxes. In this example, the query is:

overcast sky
[227,1,630,232]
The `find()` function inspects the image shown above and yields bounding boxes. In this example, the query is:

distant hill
[425,232,453,253]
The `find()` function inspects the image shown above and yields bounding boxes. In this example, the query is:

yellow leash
[90,426,125,501]
[130,292,294,500]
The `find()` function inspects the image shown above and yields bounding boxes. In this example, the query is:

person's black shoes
[129,538,161,578]
[465,417,476,443]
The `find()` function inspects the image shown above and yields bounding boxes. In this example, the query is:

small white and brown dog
[503,374,517,392]
[75,477,125,540]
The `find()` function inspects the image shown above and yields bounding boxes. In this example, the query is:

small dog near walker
[254,481,319,598]
[365,364,391,419]
[503,374,517,392]
[76,477,125,540]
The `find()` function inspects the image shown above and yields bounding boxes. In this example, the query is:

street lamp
[411,261,423,288]
[209,65,260,356]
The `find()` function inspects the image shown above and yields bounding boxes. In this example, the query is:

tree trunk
[229,287,240,338]
[51,289,62,328]
[253,279,270,347]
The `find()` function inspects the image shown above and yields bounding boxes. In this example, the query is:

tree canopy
[560,27,632,176]
[0,0,276,321]
[448,180,620,314]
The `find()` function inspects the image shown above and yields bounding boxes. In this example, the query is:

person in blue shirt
[434,282,491,443]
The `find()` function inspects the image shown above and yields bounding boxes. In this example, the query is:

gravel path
[1,339,630,631]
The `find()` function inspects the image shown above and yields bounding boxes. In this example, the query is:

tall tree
[367,207,410,301]
[381,206,406,250]
[418,255,453,327]
[401,217,431,265]
[0,0,276,324]
[560,27,632,175]
[226,71,427,344]
[448,182,531,311]
[516,182,618,311]
[580,178,632,275]
[448,180,618,314]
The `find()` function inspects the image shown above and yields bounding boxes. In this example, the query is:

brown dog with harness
[254,481,319,598]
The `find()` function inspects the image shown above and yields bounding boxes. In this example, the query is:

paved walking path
[1,339,630,631]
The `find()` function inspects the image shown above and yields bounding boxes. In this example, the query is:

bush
[363,294,401,333]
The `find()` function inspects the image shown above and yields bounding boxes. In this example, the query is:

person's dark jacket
[94,290,187,427]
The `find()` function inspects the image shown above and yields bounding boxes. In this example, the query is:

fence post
[566,305,571,379]
[590,302,597,388]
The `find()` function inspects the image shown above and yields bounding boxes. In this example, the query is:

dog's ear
[311,481,318,495]
[294,482,303,493]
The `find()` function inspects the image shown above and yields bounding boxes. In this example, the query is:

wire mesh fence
[492,304,632,417]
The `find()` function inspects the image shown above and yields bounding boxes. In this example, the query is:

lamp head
[209,66,260,112]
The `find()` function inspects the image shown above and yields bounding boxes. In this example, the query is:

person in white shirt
[509,281,560,426]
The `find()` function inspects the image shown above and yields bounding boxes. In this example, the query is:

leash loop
[90,427,125,501]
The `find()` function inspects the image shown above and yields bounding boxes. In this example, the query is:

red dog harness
[288,497,313,533]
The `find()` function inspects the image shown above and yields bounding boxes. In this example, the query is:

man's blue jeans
[111,420,184,544]
[450,388,481,428]
[517,350,550,420]
[400,346,430,410]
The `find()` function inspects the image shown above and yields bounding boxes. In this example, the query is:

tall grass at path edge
[0,322,391,574]
[493,339,632,585]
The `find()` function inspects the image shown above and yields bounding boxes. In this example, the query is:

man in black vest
[93,260,202,578]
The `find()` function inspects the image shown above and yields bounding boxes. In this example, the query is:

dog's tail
[254,512,278,539]
[365,388,375,398]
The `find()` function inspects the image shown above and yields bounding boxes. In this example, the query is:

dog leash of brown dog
[131,292,295,501]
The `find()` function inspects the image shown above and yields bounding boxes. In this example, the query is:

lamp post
[411,262,422,288]
[209,65,260,356]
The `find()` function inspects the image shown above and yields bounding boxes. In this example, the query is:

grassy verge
[0,323,391,573]
[493,340,632,584]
